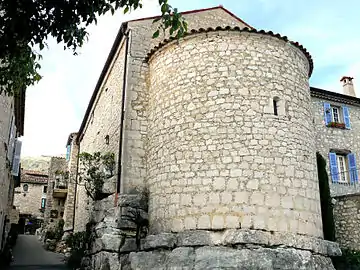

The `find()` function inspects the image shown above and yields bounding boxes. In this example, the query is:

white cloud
[22,0,160,156]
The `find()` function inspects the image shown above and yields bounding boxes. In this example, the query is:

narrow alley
[6,235,67,270]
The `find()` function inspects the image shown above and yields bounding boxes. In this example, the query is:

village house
[0,90,25,252]
[55,6,360,269]
[13,170,48,233]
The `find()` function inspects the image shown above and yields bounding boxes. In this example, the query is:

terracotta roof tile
[21,170,48,184]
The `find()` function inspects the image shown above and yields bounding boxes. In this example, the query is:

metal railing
[329,169,360,197]
[54,180,68,190]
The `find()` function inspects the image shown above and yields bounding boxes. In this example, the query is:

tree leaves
[0,0,187,96]
[152,30,160,38]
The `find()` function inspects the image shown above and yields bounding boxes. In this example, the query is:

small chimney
[340,76,356,97]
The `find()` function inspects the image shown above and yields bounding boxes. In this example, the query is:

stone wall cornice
[145,26,313,77]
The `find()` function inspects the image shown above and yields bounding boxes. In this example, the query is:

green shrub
[333,249,360,270]
[45,219,64,241]
[66,221,95,269]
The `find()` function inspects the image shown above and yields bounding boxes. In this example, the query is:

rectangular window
[330,152,358,183]
[43,186,47,194]
[332,107,340,123]
[337,155,348,183]
[41,198,46,209]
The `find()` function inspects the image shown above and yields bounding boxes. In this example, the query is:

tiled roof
[310,87,360,106]
[21,170,48,184]
[145,26,313,77]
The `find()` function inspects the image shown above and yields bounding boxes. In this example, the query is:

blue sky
[21,0,360,157]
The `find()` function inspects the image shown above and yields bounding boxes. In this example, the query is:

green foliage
[333,249,360,270]
[55,170,69,180]
[66,222,95,269]
[316,152,336,241]
[78,151,115,200]
[0,0,186,96]
[45,219,65,241]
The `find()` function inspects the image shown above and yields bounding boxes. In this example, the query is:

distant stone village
[2,5,360,270]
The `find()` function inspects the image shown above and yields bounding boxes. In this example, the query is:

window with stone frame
[329,152,358,183]
[43,185,47,194]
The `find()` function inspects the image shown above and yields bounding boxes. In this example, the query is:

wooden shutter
[11,139,22,176]
[348,153,358,183]
[329,152,339,183]
[324,103,331,126]
[343,106,351,129]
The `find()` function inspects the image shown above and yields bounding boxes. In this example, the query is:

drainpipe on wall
[116,28,130,198]
[72,140,80,231]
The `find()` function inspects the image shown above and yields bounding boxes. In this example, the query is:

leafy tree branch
[78,151,115,200]
[0,0,187,96]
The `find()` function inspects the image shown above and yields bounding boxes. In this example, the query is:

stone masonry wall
[147,30,323,237]
[333,194,360,251]
[312,97,360,196]
[0,93,14,249]
[13,183,46,219]
[63,134,79,230]
[45,157,67,226]
[122,7,248,193]
[75,36,127,232]
[74,9,250,230]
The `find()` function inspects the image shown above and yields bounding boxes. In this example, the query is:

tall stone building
[0,90,25,251]
[43,157,67,228]
[64,6,360,269]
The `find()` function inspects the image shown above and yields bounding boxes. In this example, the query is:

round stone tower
[146,27,322,238]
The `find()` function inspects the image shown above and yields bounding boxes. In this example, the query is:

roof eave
[127,6,253,29]
[310,87,360,106]
[77,22,128,143]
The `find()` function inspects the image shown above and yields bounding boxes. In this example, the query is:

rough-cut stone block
[119,238,138,253]
[117,218,137,230]
[118,194,148,211]
[92,234,122,253]
[93,195,116,211]
[177,230,212,246]
[324,240,342,257]
[269,232,341,256]
[194,247,272,270]
[92,251,120,270]
[129,251,169,270]
[166,247,195,269]
[223,229,270,245]
[102,176,117,194]
[143,233,177,250]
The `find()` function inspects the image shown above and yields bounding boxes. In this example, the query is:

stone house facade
[13,170,48,220]
[43,157,68,228]
[63,6,360,269]
[0,90,25,251]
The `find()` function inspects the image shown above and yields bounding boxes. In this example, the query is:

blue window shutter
[324,103,331,126]
[329,152,339,183]
[348,153,358,183]
[343,106,351,129]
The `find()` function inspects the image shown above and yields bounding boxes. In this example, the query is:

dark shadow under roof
[310,87,360,106]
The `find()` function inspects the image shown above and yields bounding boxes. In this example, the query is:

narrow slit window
[273,98,278,116]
